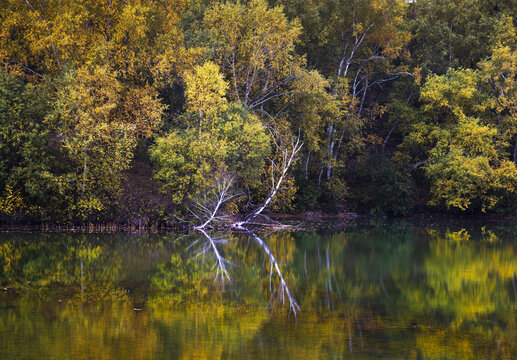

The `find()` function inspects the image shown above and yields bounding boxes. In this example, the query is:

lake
[1,218,516,359]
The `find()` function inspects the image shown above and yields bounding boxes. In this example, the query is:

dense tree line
[0,0,516,224]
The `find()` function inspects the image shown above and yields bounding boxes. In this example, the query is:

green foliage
[149,129,227,205]
[274,0,410,76]
[293,175,321,212]
[349,152,415,216]
[2,0,517,221]
[405,65,517,212]
[150,253,212,304]
[0,71,58,218]
[184,61,228,120]
[47,65,164,219]
[200,0,304,109]
[150,104,270,206]
[407,0,517,75]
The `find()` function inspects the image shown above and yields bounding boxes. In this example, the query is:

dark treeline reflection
[1,220,517,359]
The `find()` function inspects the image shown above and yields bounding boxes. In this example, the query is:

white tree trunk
[232,136,302,229]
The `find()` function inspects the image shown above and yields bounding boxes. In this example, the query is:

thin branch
[6,61,43,78]
[194,175,236,230]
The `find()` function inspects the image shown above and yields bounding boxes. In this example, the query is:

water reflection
[0,220,516,359]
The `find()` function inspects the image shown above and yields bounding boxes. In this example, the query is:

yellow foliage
[0,186,25,216]
[184,61,228,120]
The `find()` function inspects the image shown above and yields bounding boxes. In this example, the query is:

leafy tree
[0,0,195,82]
[274,0,412,183]
[150,104,270,207]
[0,0,195,220]
[49,65,164,218]
[0,71,57,218]
[407,0,517,75]
[201,0,304,110]
[184,61,229,122]
[404,65,517,211]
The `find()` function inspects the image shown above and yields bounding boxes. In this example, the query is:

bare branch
[193,175,239,230]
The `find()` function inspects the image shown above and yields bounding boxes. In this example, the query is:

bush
[349,152,415,216]
[293,175,321,212]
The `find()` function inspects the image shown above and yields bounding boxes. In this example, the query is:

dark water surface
[1,218,516,359]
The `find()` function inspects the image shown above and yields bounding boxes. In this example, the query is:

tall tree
[0,71,55,217]
[49,65,164,218]
[201,0,304,110]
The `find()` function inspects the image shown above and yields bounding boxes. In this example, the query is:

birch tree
[201,0,304,110]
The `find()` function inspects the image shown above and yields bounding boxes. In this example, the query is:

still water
[1,218,516,359]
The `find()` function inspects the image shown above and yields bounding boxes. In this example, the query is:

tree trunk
[248,232,299,315]
[81,156,88,198]
[232,136,302,229]
[305,151,310,180]
[513,138,517,165]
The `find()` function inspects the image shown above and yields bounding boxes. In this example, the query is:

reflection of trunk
[326,248,332,292]
[355,313,364,351]
[198,229,230,283]
[380,278,392,306]
[248,232,299,315]
[304,251,308,283]
[348,322,353,354]
[80,258,84,300]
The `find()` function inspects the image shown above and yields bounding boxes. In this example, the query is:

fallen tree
[232,135,303,230]
[189,134,303,230]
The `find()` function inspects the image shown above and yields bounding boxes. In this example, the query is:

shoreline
[1,211,515,234]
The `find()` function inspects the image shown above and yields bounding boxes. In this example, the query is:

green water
[1,219,517,359]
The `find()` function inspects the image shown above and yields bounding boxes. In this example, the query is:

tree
[184,61,229,122]
[0,70,57,218]
[150,104,270,210]
[404,65,517,211]
[0,0,194,82]
[407,0,517,75]
[201,0,304,110]
[274,0,412,181]
[49,65,164,218]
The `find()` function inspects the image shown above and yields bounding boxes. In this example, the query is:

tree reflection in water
[188,229,299,315]
[1,221,517,359]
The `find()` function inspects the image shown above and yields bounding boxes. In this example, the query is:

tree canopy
[1,0,516,222]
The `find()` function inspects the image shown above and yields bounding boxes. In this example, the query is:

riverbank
[1,210,516,234]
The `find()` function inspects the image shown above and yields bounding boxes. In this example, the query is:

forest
[1,0,517,226]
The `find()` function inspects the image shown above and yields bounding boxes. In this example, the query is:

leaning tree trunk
[232,136,303,229]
